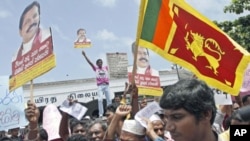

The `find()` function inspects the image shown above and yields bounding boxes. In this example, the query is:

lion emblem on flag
[184,30,225,75]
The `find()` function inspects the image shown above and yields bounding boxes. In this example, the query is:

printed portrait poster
[127,66,163,96]
[10,1,56,91]
[128,45,163,96]
[0,76,28,131]
[74,28,92,48]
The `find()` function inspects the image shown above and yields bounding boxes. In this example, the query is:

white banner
[0,76,28,131]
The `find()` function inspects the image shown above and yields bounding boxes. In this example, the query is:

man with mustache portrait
[128,42,159,76]
[10,1,53,91]
[74,28,91,48]
[12,1,52,61]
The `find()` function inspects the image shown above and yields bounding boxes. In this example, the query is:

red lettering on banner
[128,73,160,88]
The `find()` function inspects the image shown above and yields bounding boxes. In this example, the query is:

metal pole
[175,64,180,80]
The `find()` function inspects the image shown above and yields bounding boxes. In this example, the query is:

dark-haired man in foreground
[158,79,222,141]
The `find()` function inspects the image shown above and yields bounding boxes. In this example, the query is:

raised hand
[25,101,40,123]
[116,104,132,117]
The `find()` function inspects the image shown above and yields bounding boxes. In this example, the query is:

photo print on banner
[9,1,56,91]
[74,28,92,48]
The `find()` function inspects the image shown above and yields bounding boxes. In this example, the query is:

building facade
[23,70,189,118]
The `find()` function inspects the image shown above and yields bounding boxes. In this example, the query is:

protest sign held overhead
[128,43,162,96]
[106,52,128,79]
[0,76,28,131]
[136,0,250,96]
[10,1,56,91]
[74,28,92,48]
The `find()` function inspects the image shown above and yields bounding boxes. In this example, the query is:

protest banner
[74,28,92,48]
[10,1,56,91]
[0,76,27,131]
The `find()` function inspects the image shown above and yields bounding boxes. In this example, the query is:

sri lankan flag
[136,0,250,96]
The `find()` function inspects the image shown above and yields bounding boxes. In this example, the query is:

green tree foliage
[224,0,250,14]
[214,0,250,51]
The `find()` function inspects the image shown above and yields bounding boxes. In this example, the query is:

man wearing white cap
[148,114,165,140]
[104,105,146,141]
[120,119,146,141]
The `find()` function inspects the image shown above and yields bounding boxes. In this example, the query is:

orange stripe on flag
[153,0,173,50]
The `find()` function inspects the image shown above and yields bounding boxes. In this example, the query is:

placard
[106,52,128,78]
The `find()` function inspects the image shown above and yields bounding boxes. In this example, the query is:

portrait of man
[127,42,162,96]
[74,28,91,48]
[128,42,159,76]
[12,1,52,61]
[10,1,55,91]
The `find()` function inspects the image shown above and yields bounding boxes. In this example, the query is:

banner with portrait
[10,1,56,91]
[10,28,55,91]
[74,28,92,48]
[128,67,163,96]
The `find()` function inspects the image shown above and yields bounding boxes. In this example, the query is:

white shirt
[12,28,51,61]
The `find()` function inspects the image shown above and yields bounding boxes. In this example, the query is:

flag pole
[30,79,34,102]
[175,64,181,80]
[132,0,147,85]
[131,47,138,85]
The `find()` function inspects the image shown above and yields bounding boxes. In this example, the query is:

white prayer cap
[149,114,162,122]
[83,115,91,120]
[122,120,145,135]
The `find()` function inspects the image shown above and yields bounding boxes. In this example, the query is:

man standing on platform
[82,50,112,118]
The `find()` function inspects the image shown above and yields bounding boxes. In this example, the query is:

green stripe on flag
[141,0,162,42]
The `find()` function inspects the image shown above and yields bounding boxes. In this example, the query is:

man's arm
[105,105,132,140]
[82,50,95,70]
[130,84,139,119]
[59,98,78,141]
[59,111,69,141]
[25,101,40,141]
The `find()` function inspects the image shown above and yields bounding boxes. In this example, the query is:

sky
[0,0,246,83]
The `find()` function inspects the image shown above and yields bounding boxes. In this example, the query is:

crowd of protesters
[1,79,250,141]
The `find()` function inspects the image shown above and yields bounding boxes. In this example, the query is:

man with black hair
[242,94,250,106]
[87,119,107,141]
[105,103,120,125]
[69,118,88,137]
[113,95,122,104]
[9,128,22,141]
[82,50,112,118]
[158,78,222,141]
[24,101,51,141]
[59,107,88,140]
[67,134,87,141]
[219,105,250,141]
